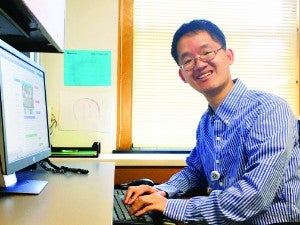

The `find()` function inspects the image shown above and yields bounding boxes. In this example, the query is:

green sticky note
[64,50,111,86]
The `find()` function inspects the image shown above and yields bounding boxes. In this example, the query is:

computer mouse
[120,178,155,189]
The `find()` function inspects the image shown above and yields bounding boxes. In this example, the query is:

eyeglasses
[179,47,223,71]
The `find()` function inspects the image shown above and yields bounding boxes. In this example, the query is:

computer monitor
[0,38,51,194]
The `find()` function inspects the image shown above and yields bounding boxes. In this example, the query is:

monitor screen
[0,39,51,194]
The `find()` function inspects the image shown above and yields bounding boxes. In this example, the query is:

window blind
[132,0,299,150]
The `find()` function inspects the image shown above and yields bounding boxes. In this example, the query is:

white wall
[40,0,118,153]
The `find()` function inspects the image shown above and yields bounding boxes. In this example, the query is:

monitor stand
[0,173,48,195]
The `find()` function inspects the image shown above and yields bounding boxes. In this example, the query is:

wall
[40,0,118,153]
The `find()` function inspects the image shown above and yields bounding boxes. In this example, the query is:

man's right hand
[123,184,166,205]
[123,185,168,216]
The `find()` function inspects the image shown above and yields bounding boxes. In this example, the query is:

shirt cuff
[164,198,189,221]
[154,183,179,198]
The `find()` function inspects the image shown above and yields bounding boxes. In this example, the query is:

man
[123,19,300,224]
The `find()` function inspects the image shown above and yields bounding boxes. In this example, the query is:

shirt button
[219,182,224,186]
[216,136,221,141]
[215,159,220,164]
[225,120,230,125]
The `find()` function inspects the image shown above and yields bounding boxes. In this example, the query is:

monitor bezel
[0,38,51,176]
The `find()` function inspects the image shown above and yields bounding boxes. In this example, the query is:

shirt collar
[212,79,248,124]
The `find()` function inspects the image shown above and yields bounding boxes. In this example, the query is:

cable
[49,113,57,136]
[39,158,89,174]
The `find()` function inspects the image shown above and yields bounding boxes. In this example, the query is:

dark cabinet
[0,0,65,52]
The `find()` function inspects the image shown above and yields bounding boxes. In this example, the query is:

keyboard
[113,189,177,225]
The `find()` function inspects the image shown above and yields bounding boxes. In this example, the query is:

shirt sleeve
[154,146,209,221]
[154,146,208,198]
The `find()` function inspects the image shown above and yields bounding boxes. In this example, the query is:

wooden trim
[117,0,133,150]
[114,166,183,185]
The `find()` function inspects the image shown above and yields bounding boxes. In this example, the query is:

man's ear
[226,48,234,65]
[178,69,187,83]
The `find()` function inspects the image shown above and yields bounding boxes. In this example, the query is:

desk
[0,162,115,225]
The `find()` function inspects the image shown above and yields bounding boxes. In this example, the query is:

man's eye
[203,51,211,56]
[184,59,193,65]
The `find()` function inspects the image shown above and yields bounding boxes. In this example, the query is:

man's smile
[194,71,212,80]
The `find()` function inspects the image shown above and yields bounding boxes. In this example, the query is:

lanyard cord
[208,111,221,193]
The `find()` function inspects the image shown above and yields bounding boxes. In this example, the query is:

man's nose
[193,57,207,70]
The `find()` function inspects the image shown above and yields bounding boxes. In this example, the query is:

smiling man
[123,19,300,225]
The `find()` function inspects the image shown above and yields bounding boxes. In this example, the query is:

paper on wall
[58,91,112,132]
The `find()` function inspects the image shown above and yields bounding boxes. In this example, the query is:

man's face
[177,31,234,98]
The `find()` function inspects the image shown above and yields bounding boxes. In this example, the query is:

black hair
[171,19,227,65]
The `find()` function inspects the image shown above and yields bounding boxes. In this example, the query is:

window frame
[117,0,134,150]
[117,0,300,150]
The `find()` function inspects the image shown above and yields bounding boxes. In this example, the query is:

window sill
[51,153,188,166]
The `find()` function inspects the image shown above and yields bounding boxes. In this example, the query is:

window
[117,0,299,150]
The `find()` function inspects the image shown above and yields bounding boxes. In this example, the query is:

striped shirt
[155,79,300,224]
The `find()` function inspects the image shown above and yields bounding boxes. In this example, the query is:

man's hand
[123,185,168,216]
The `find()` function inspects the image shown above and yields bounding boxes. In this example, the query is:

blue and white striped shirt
[155,79,300,224]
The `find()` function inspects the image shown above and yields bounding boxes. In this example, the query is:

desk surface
[0,161,115,225]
